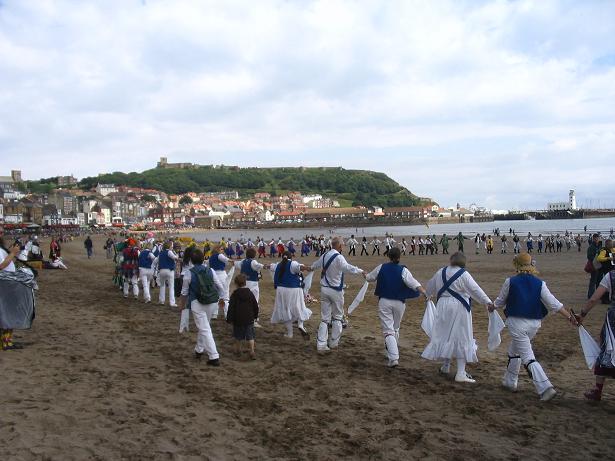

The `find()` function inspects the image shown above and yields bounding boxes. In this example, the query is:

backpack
[190,268,219,305]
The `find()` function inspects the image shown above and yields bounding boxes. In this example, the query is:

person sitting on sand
[365,247,427,368]
[491,253,578,402]
[421,252,493,383]
[227,274,259,360]
[179,249,225,366]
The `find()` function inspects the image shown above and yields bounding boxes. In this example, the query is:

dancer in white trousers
[311,237,364,352]
[179,249,225,366]
[492,253,577,401]
[365,247,426,367]
[235,247,267,327]
[138,243,156,303]
[156,242,179,307]
[421,252,493,383]
[207,246,231,319]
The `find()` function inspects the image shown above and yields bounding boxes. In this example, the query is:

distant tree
[141,194,157,202]
[179,195,193,205]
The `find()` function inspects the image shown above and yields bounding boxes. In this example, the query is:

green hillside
[76,166,423,207]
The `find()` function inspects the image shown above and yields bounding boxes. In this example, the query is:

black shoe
[3,343,24,351]
[194,351,203,360]
[207,358,220,367]
[298,326,310,340]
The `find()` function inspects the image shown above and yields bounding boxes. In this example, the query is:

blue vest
[209,253,226,271]
[241,258,259,282]
[374,263,419,302]
[138,249,153,269]
[158,250,175,270]
[504,274,547,320]
[274,260,302,289]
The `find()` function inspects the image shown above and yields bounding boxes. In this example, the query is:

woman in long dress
[270,251,312,339]
[579,268,615,401]
[421,252,493,383]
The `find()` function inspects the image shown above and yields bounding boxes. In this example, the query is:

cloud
[0,0,614,209]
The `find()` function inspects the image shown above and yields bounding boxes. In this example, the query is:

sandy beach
[2,234,614,460]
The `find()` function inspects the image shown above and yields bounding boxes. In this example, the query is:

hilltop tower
[157,157,168,168]
[11,170,22,182]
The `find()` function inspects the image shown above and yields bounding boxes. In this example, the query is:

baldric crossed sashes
[437,267,472,312]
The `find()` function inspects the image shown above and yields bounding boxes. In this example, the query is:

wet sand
[2,235,614,460]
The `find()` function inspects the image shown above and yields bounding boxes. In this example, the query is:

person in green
[432,234,439,254]
[455,232,466,253]
[440,234,450,254]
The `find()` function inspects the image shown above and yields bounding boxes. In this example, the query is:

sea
[186,217,615,242]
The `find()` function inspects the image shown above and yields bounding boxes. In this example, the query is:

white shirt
[494,276,563,314]
[426,266,492,305]
[0,248,16,272]
[599,272,614,294]
[311,249,363,289]
[270,260,302,275]
[181,265,225,297]
[347,238,358,247]
[234,259,264,272]
[365,264,421,290]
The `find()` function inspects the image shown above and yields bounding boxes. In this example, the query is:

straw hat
[514,252,538,274]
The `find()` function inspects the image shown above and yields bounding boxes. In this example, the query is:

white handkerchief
[303,271,315,296]
[579,325,601,370]
[348,281,369,315]
[225,266,235,291]
[487,310,505,351]
[421,300,436,338]
[179,308,190,333]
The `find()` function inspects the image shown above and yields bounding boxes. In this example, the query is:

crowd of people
[2,225,614,403]
[95,227,615,403]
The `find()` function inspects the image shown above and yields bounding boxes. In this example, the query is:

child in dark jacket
[227,273,259,359]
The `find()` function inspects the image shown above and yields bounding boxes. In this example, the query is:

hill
[71,166,424,207]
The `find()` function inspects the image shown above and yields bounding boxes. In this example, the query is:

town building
[547,190,577,211]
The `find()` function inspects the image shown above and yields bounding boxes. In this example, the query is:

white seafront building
[547,190,577,211]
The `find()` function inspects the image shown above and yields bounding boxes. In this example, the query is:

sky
[1,0,614,210]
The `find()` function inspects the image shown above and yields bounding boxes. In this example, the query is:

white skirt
[271,287,312,324]
[421,297,478,363]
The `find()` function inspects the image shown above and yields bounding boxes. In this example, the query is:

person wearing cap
[421,252,493,383]
[587,234,602,299]
[491,253,577,402]
[365,247,427,368]
[311,237,364,352]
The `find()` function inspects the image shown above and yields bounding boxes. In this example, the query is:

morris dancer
[122,239,140,299]
[421,252,493,383]
[270,251,312,338]
[360,237,369,256]
[156,241,179,307]
[311,237,364,352]
[347,235,358,257]
[138,242,156,303]
[370,237,381,256]
[365,247,426,367]
[491,253,577,401]
[208,245,231,319]
[579,268,615,401]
